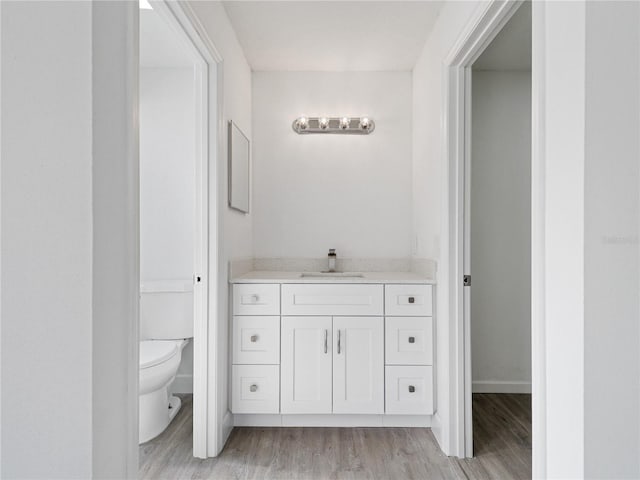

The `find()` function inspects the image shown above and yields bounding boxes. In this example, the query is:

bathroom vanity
[230,271,436,427]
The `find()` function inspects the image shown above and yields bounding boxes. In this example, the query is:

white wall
[534,1,640,477]
[583,1,639,478]
[252,71,413,259]
[411,0,484,454]
[470,71,531,393]
[1,2,138,478]
[140,67,195,282]
[538,3,586,474]
[186,0,253,453]
[140,67,195,388]
[91,3,139,476]
[412,1,482,263]
[1,3,93,477]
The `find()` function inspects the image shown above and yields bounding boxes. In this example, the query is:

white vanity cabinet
[231,278,434,425]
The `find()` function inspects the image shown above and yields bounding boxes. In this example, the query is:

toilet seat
[140,340,179,369]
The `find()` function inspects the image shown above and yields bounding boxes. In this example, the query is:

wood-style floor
[139,393,531,479]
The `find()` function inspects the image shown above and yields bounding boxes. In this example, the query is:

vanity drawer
[385,365,434,415]
[281,284,383,316]
[233,316,280,365]
[385,285,433,316]
[385,317,433,365]
[232,365,280,414]
[233,284,280,315]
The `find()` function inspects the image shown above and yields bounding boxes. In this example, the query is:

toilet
[139,280,194,444]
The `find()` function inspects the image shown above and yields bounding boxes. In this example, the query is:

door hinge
[463,275,471,286]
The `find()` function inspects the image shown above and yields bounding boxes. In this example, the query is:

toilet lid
[139,340,179,369]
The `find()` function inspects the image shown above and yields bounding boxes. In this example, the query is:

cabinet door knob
[408,336,416,344]
[408,385,416,393]
[408,296,415,304]
[251,294,259,303]
[250,334,259,343]
[249,384,258,393]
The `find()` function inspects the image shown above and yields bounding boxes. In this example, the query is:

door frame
[443,0,533,461]
[142,0,224,458]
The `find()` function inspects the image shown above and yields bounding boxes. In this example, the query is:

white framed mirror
[228,120,250,213]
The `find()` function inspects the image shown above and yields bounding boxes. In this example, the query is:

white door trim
[530,1,546,476]
[443,0,530,460]
[145,0,223,458]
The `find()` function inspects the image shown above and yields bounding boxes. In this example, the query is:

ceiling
[222,1,444,71]
[473,2,531,71]
[140,9,193,68]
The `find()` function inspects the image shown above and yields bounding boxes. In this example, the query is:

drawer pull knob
[250,334,259,343]
[251,295,259,303]
[408,336,415,343]
[408,385,416,393]
[408,296,415,304]
[249,384,258,393]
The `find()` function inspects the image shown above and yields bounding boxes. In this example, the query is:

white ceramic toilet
[139,280,193,444]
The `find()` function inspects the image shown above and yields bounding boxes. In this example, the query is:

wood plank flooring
[139,394,531,479]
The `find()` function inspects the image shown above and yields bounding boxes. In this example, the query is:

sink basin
[300,272,364,278]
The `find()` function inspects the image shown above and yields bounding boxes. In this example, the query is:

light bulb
[319,117,330,130]
[297,117,309,130]
[339,117,350,130]
[360,117,371,130]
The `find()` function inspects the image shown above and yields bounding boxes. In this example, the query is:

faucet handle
[329,249,336,255]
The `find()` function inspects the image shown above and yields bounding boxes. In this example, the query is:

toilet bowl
[139,338,188,443]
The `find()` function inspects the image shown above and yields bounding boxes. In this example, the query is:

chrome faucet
[328,249,337,272]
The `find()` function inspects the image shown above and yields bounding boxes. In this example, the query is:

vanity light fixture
[292,116,375,135]
[295,116,309,131]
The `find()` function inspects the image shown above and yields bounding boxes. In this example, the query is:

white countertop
[230,271,436,284]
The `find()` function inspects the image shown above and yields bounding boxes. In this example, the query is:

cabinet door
[281,316,332,414]
[333,317,384,414]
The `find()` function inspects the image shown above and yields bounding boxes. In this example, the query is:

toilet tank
[140,280,194,340]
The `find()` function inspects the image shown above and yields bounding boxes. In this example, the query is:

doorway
[138,0,218,460]
[444,0,535,465]
[467,1,532,470]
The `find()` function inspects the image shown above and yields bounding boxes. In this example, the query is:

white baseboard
[431,412,447,454]
[472,380,531,394]
[170,374,193,394]
[233,414,432,428]
[222,410,234,446]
